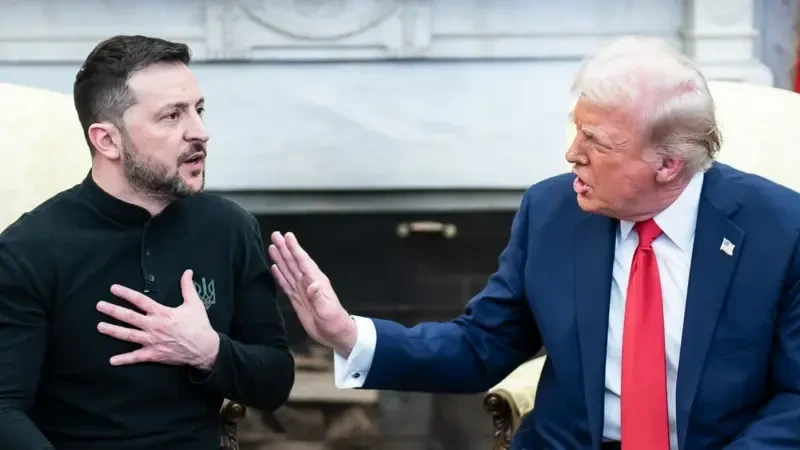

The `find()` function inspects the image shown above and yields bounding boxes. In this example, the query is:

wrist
[193,330,220,371]
[334,316,358,359]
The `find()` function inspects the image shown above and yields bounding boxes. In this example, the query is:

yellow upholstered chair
[704,81,800,192]
[0,82,247,449]
[483,80,800,449]
[0,83,91,229]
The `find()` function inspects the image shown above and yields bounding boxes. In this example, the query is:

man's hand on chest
[95,269,220,371]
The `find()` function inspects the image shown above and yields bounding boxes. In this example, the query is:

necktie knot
[634,218,662,248]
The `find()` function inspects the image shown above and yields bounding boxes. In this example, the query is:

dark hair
[73,35,192,156]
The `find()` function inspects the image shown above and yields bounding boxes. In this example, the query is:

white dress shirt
[334,171,705,450]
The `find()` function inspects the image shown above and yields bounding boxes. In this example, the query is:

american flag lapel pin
[720,238,735,256]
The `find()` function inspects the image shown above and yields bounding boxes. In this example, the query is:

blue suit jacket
[361,163,800,449]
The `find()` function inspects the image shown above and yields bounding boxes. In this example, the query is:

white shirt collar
[619,170,704,253]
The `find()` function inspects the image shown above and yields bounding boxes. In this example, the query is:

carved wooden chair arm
[483,390,516,450]
[219,400,247,450]
[482,356,546,450]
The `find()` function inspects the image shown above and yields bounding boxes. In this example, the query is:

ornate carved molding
[0,0,687,62]
[235,0,398,40]
[0,0,211,62]
[219,0,407,59]
[219,0,683,61]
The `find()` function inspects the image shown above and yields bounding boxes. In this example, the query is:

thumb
[180,269,201,305]
[307,281,336,308]
[306,281,324,303]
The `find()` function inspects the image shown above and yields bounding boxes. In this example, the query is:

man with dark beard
[0,35,294,450]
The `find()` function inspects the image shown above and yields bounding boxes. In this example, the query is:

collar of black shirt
[81,171,160,226]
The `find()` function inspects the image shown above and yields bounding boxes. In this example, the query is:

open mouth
[183,153,205,165]
[573,173,590,194]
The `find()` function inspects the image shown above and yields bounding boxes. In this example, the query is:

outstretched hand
[96,269,220,370]
[269,231,357,357]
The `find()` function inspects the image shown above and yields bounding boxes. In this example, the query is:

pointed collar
[618,170,704,253]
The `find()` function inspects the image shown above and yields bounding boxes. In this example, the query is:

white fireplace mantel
[0,0,774,195]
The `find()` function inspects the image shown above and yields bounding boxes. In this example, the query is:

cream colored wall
[4,79,797,233]
[0,83,91,230]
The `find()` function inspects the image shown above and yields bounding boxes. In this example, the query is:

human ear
[88,122,123,160]
[654,155,685,184]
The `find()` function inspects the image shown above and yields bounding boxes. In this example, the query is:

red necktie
[621,218,670,450]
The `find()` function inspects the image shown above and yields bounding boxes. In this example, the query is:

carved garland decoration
[235,0,399,40]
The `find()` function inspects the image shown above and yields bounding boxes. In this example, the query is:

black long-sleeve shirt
[0,174,294,450]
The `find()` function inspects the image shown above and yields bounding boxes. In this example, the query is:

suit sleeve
[360,190,542,394]
[724,234,800,449]
[190,216,294,411]
[0,245,54,449]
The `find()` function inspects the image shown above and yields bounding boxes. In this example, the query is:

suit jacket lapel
[676,165,744,450]
[575,213,617,449]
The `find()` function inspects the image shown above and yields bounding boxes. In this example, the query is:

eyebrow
[161,97,205,111]
[580,125,614,146]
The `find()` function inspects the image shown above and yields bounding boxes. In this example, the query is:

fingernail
[97,301,110,311]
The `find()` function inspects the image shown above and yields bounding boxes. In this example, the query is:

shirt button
[352,372,361,379]
[147,274,155,282]
[145,249,151,257]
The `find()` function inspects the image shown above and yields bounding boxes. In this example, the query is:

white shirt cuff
[333,315,377,388]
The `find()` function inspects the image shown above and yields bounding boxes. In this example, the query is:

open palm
[268,232,357,356]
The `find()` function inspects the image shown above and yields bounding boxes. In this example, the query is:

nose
[185,112,209,143]
[565,136,586,165]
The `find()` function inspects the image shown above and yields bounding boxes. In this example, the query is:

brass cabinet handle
[396,221,458,239]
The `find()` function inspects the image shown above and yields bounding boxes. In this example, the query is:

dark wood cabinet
[258,211,516,343]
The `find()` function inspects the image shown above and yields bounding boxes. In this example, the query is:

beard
[120,132,205,202]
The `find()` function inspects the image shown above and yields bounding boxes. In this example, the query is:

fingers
[285,232,324,279]
[97,322,151,345]
[110,284,159,314]
[96,301,148,330]
[271,264,294,296]
[272,264,311,314]
[109,348,156,366]
[268,242,297,292]
[270,232,303,288]
[179,269,200,305]
[271,232,329,303]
